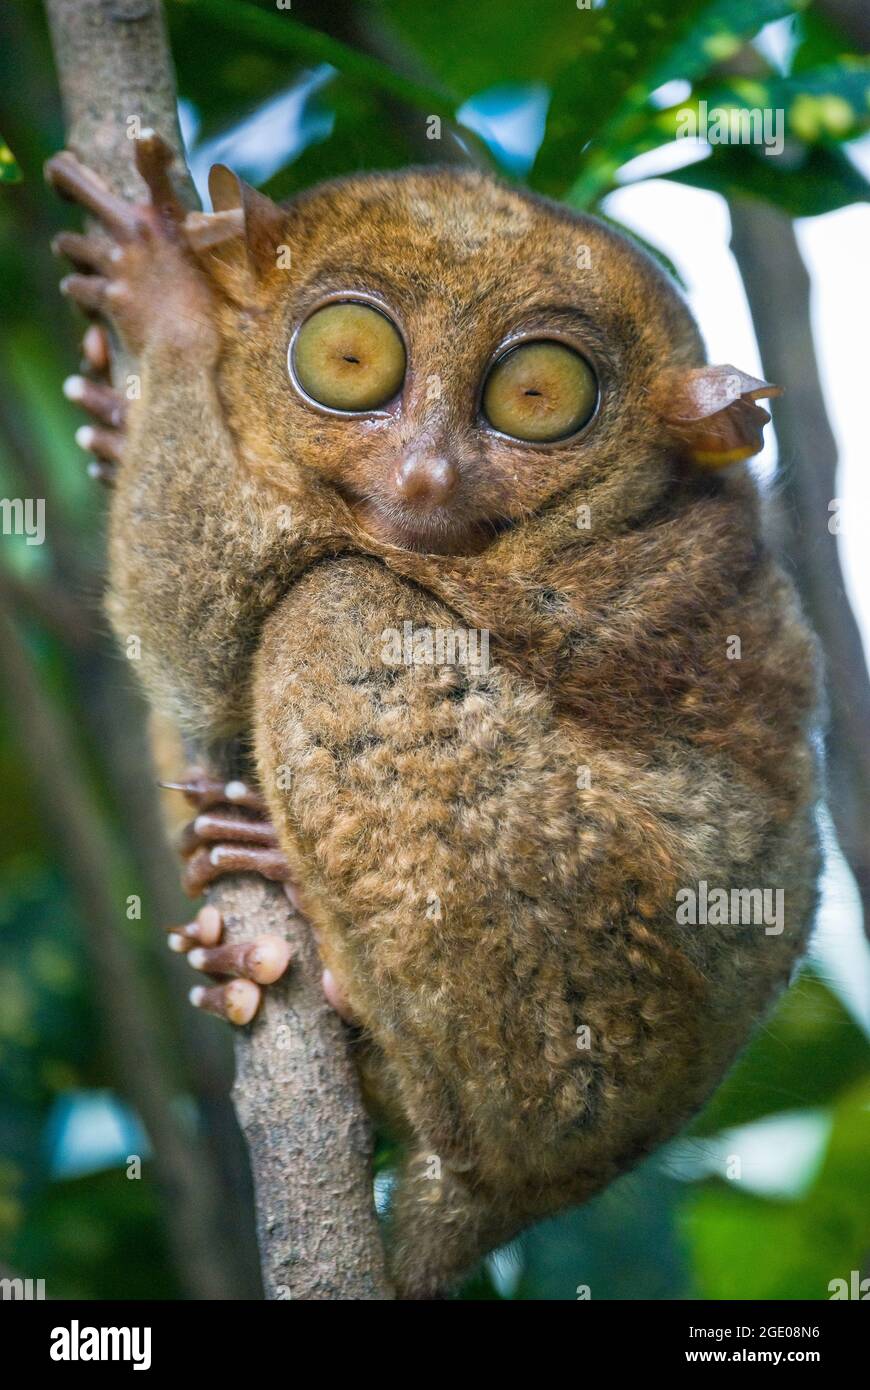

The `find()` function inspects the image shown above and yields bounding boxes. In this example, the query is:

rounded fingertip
[225,979,261,1026]
[189,985,206,1008]
[86,461,104,480]
[187,948,206,970]
[224,780,249,802]
[83,324,108,368]
[167,932,187,953]
[322,968,357,1024]
[139,126,156,141]
[75,425,96,450]
[63,375,86,401]
[247,935,292,984]
[196,904,222,945]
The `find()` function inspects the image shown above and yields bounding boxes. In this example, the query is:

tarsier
[48,132,819,1298]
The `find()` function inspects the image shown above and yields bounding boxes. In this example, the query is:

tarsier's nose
[393,454,458,509]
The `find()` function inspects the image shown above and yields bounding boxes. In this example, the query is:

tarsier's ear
[184,164,286,303]
[652,364,782,469]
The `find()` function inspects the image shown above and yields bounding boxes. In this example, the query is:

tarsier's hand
[162,772,356,1027]
[46,130,218,449]
[47,131,220,481]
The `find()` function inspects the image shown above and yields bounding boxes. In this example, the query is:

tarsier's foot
[163,773,355,1026]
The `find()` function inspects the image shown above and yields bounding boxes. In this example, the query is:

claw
[159,775,268,814]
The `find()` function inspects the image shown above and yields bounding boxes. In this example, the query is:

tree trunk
[43,0,392,1299]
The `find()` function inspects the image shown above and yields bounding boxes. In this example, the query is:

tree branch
[43,0,391,1298]
[728,197,870,938]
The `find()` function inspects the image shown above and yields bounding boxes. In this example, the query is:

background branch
[729,197,870,938]
[43,0,391,1298]
[0,572,236,1298]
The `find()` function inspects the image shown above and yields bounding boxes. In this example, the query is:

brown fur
[98,167,819,1296]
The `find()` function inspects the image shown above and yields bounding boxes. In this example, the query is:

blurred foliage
[0,0,867,1300]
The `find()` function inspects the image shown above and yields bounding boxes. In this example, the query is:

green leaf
[566,62,870,207]
[665,141,869,214]
[169,0,457,121]
[378,0,588,96]
[531,0,809,201]
[0,135,21,184]
[703,60,870,144]
[682,1080,870,1300]
[791,7,864,74]
[650,0,808,89]
[690,971,870,1138]
[531,0,712,197]
[262,79,420,202]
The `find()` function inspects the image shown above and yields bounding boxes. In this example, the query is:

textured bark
[729,198,870,939]
[44,0,391,1299]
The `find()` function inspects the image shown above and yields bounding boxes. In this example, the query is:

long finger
[60,272,110,315]
[45,151,141,240]
[63,375,127,429]
[52,230,112,275]
[74,424,125,463]
[190,980,261,1026]
[188,935,292,985]
[134,129,186,227]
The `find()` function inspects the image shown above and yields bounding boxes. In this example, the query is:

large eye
[482,340,597,442]
[293,301,406,411]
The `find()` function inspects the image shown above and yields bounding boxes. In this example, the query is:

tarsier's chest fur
[100,164,819,1296]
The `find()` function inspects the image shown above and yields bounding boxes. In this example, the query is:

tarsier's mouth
[353,498,509,557]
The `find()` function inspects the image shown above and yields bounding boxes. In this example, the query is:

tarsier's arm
[47,138,243,727]
[47,134,327,741]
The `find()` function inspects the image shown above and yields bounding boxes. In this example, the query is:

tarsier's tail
[386,1150,520,1299]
